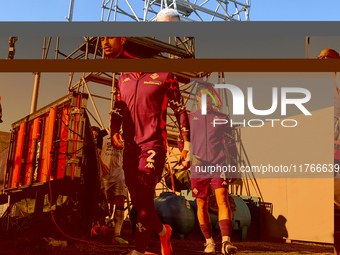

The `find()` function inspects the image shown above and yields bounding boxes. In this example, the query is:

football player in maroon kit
[101,37,190,255]
[180,81,237,254]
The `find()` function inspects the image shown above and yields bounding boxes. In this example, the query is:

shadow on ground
[0,219,334,255]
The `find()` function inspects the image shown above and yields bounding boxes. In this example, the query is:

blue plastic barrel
[154,192,195,239]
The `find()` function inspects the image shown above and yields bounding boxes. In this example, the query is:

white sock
[159,224,167,236]
[206,237,214,244]
[131,250,144,255]
[222,236,231,243]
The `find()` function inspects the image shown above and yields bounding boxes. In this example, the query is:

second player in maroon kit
[110,71,190,255]
[179,81,237,255]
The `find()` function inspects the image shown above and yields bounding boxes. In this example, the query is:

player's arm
[110,82,124,150]
[165,73,190,165]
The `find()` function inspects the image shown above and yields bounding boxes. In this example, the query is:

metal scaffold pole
[30,37,51,114]
[66,0,75,22]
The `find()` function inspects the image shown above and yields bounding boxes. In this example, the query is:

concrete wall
[239,107,333,243]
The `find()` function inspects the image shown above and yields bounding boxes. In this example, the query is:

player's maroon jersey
[190,108,236,166]
[111,72,189,149]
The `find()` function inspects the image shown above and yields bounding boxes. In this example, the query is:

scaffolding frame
[101,0,250,22]
[53,36,199,128]
[27,36,261,200]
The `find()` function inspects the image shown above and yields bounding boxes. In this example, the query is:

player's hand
[179,141,191,170]
[179,149,190,170]
[111,132,124,150]
[192,154,202,166]
[179,149,189,163]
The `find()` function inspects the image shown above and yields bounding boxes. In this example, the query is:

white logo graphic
[145,150,156,169]
[193,188,198,195]
[144,81,162,85]
[202,84,312,116]
[150,73,159,80]
[136,222,147,232]
[145,163,155,169]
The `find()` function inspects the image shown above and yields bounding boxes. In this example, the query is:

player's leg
[106,191,114,217]
[122,144,140,249]
[112,185,129,244]
[192,178,215,253]
[92,179,109,236]
[133,149,172,255]
[213,180,237,255]
[123,144,139,207]
[214,187,232,224]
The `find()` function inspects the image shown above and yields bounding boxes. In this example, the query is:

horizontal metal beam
[127,37,193,58]
[2,59,339,72]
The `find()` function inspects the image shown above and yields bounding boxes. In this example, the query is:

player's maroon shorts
[123,142,166,189]
[191,177,228,199]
